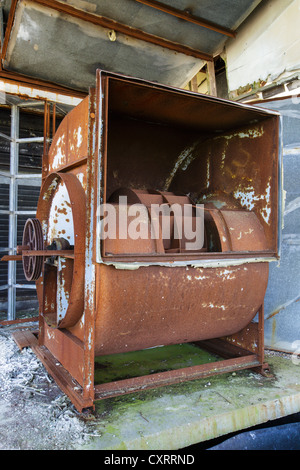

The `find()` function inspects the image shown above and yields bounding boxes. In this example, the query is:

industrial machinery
[10,71,281,412]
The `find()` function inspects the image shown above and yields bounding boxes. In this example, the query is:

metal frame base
[12,305,270,413]
[12,329,94,411]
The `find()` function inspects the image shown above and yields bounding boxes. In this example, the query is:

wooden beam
[207,60,217,97]
[0,69,86,99]
[191,75,198,93]
[134,0,236,38]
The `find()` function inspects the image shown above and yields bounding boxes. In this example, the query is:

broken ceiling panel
[1,0,262,92]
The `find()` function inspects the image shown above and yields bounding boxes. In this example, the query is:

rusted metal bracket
[1,254,22,261]
[12,329,94,411]
[93,355,262,401]
[22,250,75,258]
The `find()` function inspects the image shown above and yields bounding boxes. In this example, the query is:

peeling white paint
[57,257,69,323]
[77,126,83,148]
[227,127,264,140]
[114,263,141,270]
[163,140,200,190]
[261,206,271,224]
[76,172,84,185]
[43,179,58,201]
[233,180,272,224]
[233,188,256,211]
[107,256,276,270]
[206,155,210,189]
[52,136,66,170]
[218,269,236,280]
[214,126,264,144]
[220,150,226,170]
[202,302,226,311]
[48,181,74,245]
[46,330,55,340]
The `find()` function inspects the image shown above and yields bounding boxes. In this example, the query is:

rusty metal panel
[220,210,268,252]
[48,97,89,174]
[42,319,85,387]
[99,72,280,263]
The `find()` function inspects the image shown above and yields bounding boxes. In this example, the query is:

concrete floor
[1,321,300,450]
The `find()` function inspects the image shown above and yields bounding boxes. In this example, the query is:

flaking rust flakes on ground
[0,327,92,450]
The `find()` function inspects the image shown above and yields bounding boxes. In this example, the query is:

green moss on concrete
[79,352,300,450]
[94,343,220,385]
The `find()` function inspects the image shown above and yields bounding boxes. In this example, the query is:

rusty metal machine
[11,71,281,411]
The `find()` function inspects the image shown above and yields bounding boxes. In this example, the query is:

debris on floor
[0,324,97,450]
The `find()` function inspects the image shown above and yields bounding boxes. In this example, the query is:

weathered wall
[225,0,300,95]
[256,97,300,352]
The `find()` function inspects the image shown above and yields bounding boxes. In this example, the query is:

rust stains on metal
[93,262,268,356]
[36,172,86,330]
[47,97,89,174]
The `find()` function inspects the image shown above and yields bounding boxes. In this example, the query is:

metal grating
[17,185,40,211]
[0,183,9,209]
[0,102,44,321]
[0,215,9,250]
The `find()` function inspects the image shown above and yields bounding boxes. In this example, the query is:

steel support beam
[7,105,18,320]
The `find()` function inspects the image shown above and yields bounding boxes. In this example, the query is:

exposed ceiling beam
[134,0,236,38]
[0,69,87,99]
[2,0,213,63]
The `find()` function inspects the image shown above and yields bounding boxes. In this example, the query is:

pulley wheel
[22,218,44,281]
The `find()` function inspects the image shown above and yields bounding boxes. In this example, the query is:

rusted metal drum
[92,262,269,355]
[34,169,269,356]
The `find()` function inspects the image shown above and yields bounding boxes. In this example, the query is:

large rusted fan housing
[14,71,281,412]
